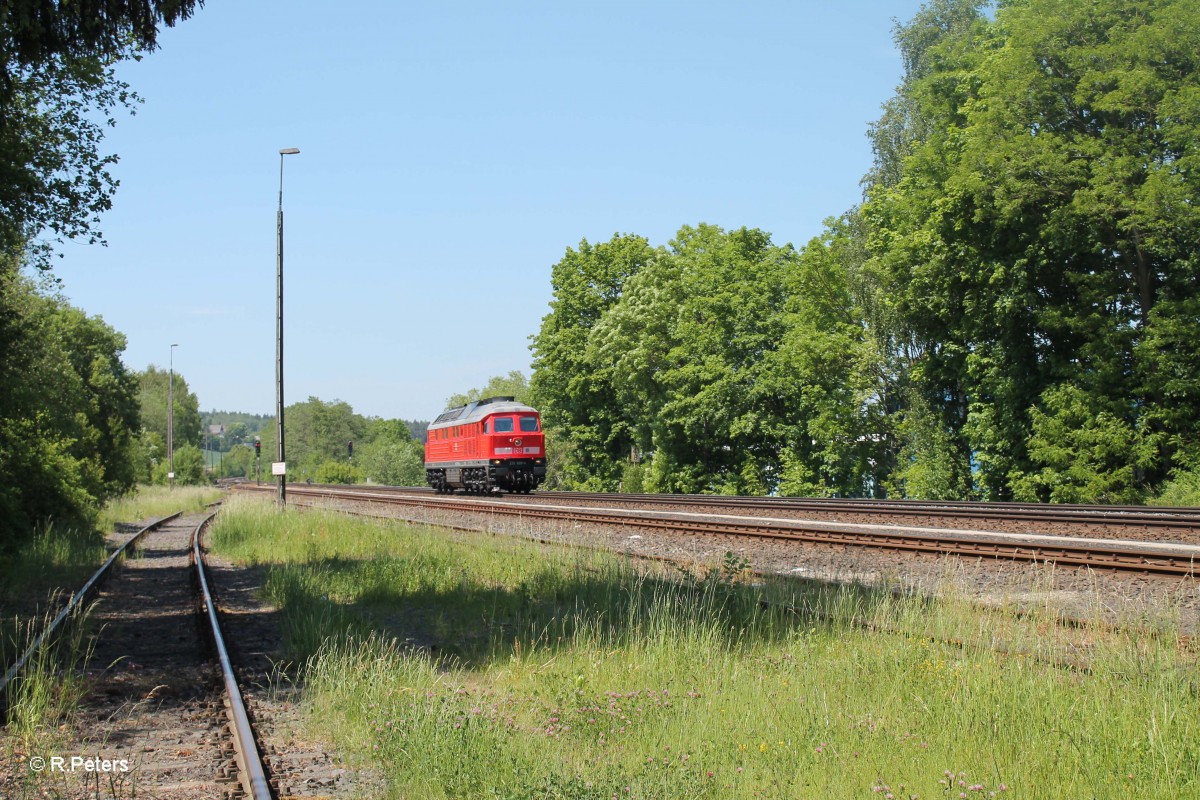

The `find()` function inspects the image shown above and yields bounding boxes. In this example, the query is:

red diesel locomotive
[424,396,547,493]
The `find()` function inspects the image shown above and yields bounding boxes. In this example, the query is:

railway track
[238,484,1200,578]
[262,482,1200,537]
[545,490,1200,531]
[1,511,272,799]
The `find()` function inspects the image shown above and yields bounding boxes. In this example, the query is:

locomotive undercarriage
[426,459,544,495]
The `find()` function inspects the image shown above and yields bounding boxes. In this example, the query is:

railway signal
[347,440,353,462]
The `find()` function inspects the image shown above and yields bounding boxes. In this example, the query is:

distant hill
[203,410,271,435]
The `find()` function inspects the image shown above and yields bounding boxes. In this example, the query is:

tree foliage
[530,234,655,490]
[1,1,205,265]
[1,1,204,75]
[137,365,201,449]
[0,270,140,547]
[256,397,424,485]
[445,370,533,409]
[531,0,1199,503]
[532,224,892,495]
[862,0,1200,501]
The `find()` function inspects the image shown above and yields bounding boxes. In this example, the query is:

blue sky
[50,1,924,422]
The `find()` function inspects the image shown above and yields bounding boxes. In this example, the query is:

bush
[313,460,363,485]
[1152,469,1200,507]
[151,444,208,486]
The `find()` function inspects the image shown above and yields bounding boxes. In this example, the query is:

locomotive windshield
[519,416,539,432]
[493,417,514,432]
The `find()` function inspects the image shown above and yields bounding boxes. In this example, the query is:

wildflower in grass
[759,742,767,753]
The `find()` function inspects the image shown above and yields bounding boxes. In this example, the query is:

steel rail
[280,482,1200,530]
[0,512,183,707]
[549,493,1200,527]
[238,485,1200,577]
[192,512,273,800]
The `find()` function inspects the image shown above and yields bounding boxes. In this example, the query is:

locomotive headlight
[492,459,502,465]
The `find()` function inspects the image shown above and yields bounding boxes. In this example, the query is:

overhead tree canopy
[1,0,204,79]
[863,0,1200,501]
[0,0,205,265]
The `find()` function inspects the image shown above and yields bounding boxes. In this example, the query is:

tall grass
[2,598,94,739]
[97,484,222,530]
[211,494,1200,799]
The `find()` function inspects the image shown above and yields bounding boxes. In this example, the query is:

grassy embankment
[210,494,1199,799]
[1,485,221,738]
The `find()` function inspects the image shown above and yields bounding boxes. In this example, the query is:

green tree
[591,224,798,494]
[863,0,1200,500]
[222,421,249,449]
[1012,385,1156,504]
[771,219,892,497]
[360,438,425,486]
[0,272,140,546]
[2,1,204,266]
[258,397,418,482]
[445,371,533,408]
[137,365,202,448]
[282,397,366,475]
[530,234,656,490]
[1,1,205,74]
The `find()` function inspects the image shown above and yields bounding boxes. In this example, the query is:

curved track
[1,510,273,799]
[0,512,181,704]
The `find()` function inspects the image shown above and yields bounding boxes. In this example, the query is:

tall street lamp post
[276,147,299,507]
[168,343,178,489]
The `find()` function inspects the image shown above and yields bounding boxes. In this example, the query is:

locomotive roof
[429,396,539,428]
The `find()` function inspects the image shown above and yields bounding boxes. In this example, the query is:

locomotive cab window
[519,416,539,432]
[493,417,514,433]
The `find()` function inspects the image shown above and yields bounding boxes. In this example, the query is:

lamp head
[279,148,300,155]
